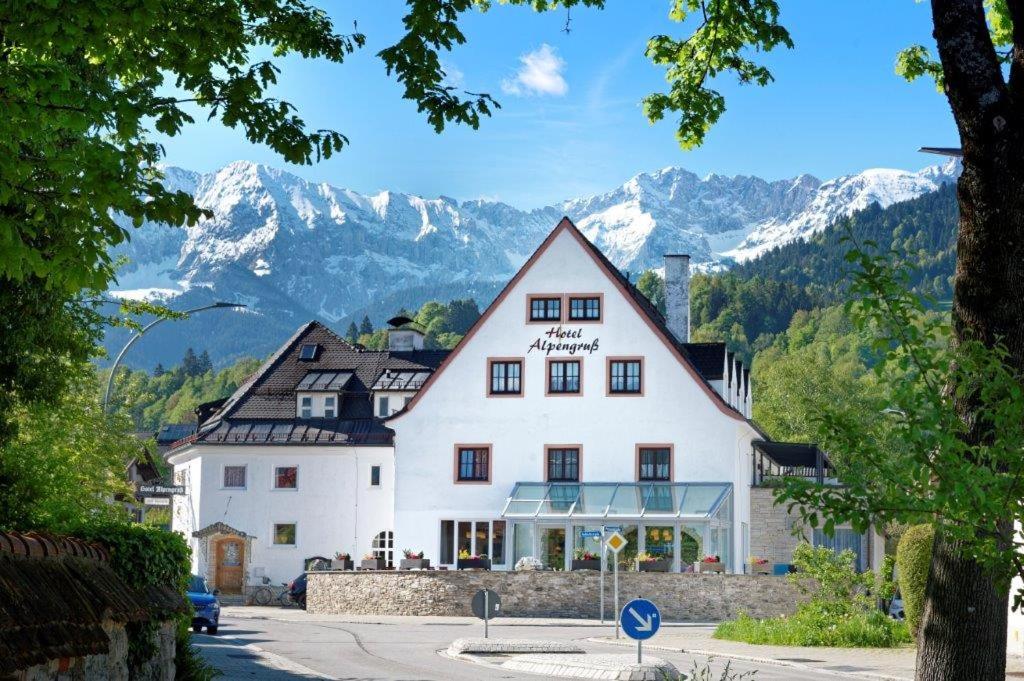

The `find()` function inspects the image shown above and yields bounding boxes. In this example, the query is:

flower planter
[637,559,670,573]
[457,558,491,571]
[750,563,772,575]
[399,558,430,570]
[699,561,725,574]
[360,558,386,570]
[571,559,601,571]
[331,559,353,570]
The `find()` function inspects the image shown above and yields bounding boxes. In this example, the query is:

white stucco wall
[170,444,395,585]
[390,228,757,571]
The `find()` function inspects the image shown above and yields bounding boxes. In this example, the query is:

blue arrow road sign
[581,530,602,538]
[621,598,660,641]
[603,525,623,533]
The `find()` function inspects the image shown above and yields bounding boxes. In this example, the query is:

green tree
[360,315,375,336]
[636,270,666,315]
[0,367,135,531]
[345,322,359,343]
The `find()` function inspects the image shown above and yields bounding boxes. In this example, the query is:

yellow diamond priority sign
[606,531,627,554]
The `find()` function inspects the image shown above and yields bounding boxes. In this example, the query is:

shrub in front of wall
[896,523,935,640]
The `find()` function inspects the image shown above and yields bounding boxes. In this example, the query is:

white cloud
[501,44,568,97]
[441,61,464,89]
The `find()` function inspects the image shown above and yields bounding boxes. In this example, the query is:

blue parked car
[187,575,220,634]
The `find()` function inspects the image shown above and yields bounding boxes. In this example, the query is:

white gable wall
[391,228,755,571]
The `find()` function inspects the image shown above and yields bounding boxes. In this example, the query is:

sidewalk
[591,629,1024,681]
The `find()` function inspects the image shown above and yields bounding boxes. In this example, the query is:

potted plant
[636,551,670,572]
[698,555,725,574]
[749,556,772,575]
[456,549,491,570]
[360,552,386,570]
[332,552,353,570]
[399,549,430,570]
[571,548,601,571]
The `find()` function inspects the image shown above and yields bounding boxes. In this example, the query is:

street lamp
[103,301,247,412]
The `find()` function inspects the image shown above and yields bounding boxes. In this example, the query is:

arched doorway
[371,530,394,568]
[214,536,245,594]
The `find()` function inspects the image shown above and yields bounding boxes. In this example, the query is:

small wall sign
[138,484,186,495]
[528,326,600,356]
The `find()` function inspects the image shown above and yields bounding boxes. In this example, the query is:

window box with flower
[456,549,491,570]
[332,552,353,570]
[698,555,725,573]
[571,548,602,571]
[636,551,670,572]
[360,553,387,570]
[748,556,772,575]
[399,549,430,570]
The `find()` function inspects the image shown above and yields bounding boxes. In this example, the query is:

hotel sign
[138,484,186,495]
[528,326,600,356]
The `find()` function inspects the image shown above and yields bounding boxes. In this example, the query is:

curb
[586,637,912,681]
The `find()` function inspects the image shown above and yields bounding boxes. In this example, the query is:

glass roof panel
[607,484,645,515]
[504,500,544,516]
[537,484,580,515]
[575,485,617,515]
[641,484,679,516]
[679,484,731,516]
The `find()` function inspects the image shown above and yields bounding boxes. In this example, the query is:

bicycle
[252,582,296,607]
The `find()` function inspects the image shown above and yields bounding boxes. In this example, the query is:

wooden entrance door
[215,537,244,594]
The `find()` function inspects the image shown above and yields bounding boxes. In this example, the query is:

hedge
[896,524,935,640]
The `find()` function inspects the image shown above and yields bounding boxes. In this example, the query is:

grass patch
[714,608,911,648]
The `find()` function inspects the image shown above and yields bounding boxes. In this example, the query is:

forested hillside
[681,184,957,361]
[107,298,480,431]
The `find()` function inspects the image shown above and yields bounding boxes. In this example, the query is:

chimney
[664,254,691,343]
[386,315,424,351]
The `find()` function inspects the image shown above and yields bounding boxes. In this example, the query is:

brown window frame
[636,444,674,482]
[454,444,492,484]
[527,294,563,323]
[607,356,644,395]
[546,357,583,395]
[545,445,582,482]
[567,294,603,322]
[487,358,524,397]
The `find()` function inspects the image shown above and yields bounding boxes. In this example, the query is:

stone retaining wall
[307,570,808,621]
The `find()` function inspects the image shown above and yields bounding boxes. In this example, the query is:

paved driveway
[193,607,895,680]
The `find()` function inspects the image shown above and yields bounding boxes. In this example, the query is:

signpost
[143,497,170,506]
[471,589,501,638]
[621,598,661,664]
[581,529,603,622]
[604,530,627,638]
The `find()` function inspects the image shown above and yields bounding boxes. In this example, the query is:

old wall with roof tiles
[307,570,807,621]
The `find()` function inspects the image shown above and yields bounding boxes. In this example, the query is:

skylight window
[298,343,320,361]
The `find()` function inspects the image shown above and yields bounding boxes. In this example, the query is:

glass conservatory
[500,482,734,572]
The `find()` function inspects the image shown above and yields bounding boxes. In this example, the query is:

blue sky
[156,1,954,208]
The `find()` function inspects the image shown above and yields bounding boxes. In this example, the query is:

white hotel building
[168,217,854,595]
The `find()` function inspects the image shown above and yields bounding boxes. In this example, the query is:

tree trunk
[917,2,1024,679]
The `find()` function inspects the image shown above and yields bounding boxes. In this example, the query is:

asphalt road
[194,610,858,680]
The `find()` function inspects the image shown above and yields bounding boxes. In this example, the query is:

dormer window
[324,396,336,418]
[300,396,312,418]
[298,343,320,361]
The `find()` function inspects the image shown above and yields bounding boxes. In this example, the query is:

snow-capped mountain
[105,158,959,367]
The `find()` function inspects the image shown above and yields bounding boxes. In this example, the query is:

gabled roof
[177,320,447,450]
[682,342,727,381]
[391,217,752,423]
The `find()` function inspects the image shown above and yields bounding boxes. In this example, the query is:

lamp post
[103,301,246,412]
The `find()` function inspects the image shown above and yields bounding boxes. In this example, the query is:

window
[403,395,413,408]
[223,465,246,489]
[638,446,672,481]
[274,466,298,489]
[371,530,394,568]
[547,359,581,394]
[324,396,336,418]
[568,296,601,321]
[529,296,561,321]
[488,359,523,396]
[439,520,505,565]
[608,358,643,394]
[456,446,490,482]
[378,396,389,417]
[298,343,319,361]
[370,465,381,487]
[300,396,312,418]
[273,523,296,545]
[546,447,580,481]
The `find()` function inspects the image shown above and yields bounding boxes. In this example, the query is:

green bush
[714,542,911,648]
[896,524,934,639]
